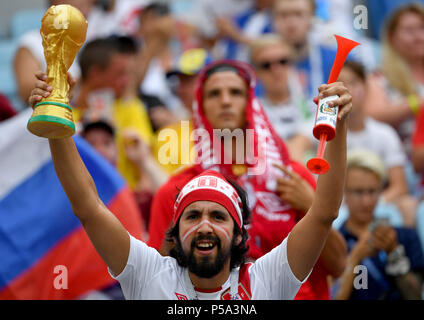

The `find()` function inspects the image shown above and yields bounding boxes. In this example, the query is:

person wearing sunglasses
[249,34,315,161]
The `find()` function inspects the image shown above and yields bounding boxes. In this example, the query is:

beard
[176,234,234,278]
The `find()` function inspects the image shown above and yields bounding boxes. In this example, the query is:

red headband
[173,170,243,230]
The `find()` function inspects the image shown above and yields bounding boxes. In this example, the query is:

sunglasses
[257,58,290,70]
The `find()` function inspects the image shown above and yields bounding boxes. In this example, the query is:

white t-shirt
[110,234,307,300]
[347,117,406,169]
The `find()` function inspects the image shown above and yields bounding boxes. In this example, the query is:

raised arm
[29,72,130,277]
[287,82,352,281]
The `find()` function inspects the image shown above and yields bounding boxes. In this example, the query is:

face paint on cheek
[181,219,231,244]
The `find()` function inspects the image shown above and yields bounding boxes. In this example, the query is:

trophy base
[27,102,75,139]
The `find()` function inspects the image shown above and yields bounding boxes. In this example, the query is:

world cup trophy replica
[27,5,87,139]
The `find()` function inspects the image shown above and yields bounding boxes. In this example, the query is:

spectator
[166,48,211,120]
[81,120,117,166]
[148,60,348,300]
[138,93,174,133]
[272,0,337,98]
[249,34,314,159]
[152,48,210,174]
[13,0,96,103]
[340,61,418,227]
[365,3,424,155]
[333,149,424,300]
[136,2,177,110]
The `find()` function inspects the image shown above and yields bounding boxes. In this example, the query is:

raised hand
[316,82,353,121]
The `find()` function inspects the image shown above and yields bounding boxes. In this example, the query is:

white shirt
[110,235,307,300]
[347,117,406,169]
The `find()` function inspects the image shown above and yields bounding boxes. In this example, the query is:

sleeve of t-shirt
[109,234,164,299]
[248,235,311,299]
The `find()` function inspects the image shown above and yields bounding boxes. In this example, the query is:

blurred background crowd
[1,0,424,300]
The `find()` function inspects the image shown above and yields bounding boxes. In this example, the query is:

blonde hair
[249,34,294,64]
[347,149,386,183]
[381,3,424,97]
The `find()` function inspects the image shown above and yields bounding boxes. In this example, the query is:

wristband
[408,94,420,115]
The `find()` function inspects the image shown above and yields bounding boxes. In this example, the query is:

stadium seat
[10,9,45,40]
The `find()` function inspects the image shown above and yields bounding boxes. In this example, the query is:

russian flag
[0,109,145,299]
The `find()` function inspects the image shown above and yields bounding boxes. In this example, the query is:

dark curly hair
[165,178,251,270]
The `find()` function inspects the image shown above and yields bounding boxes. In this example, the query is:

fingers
[276,179,292,193]
[35,79,52,93]
[337,102,352,121]
[28,93,42,108]
[318,84,351,105]
[317,82,352,120]
[318,82,344,96]
[28,77,53,107]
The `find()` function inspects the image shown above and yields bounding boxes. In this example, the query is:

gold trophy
[27,5,87,139]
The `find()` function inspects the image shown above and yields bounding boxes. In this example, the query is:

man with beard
[28,60,352,299]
